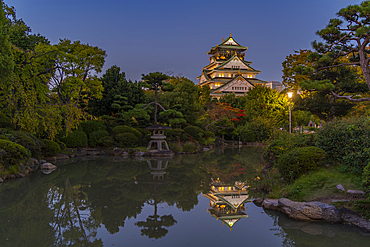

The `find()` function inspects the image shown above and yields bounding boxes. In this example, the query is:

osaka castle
[198,34,267,98]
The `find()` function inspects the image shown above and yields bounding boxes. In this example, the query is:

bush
[0,139,30,168]
[7,131,43,158]
[115,132,138,148]
[316,117,370,173]
[98,136,114,147]
[277,146,326,182]
[168,142,182,153]
[203,131,215,139]
[42,139,61,157]
[79,120,106,137]
[0,112,14,129]
[165,128,184,141]
[60,130,88,148]
[112,125,141,138]
[239,117,275,142]
[266,132,316,163]
[184,126,204,141]
[182,141,197,153]
[89,130,109,147]
[55,140,66,150]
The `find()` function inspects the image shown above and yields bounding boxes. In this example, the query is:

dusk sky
[4,0,362,83]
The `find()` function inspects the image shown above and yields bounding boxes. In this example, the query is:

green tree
[0,1,13,84]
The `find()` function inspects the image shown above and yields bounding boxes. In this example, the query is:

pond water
[0,147,370,246]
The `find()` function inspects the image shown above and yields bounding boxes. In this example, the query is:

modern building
[198,34,267,98]
[266,80,283,92]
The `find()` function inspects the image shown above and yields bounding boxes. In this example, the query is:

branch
[331,91,370,102]
[317,62,360,71]
[142,102,166,111]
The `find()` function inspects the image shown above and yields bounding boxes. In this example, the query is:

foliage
[316,117,370,173]
[97,136,114,147]
[60,130,88,148]
[203,131,215,139]
[115,132,138,148]
[159,109,186,128]
[182,141,197,153]
[0,139,30,167]
[5,130,43,158]
[183,126,204,141]
[238,116,275,142]
[0,1,13,86]
[79,120,106,137]
[89,130,109,147]
[112,125,141,138]
[363,163,370,196]
[165,128,184,142]
[42,139,60,157]
[266,132,316,163]
[168,142,182,153]
[277,146,326,182]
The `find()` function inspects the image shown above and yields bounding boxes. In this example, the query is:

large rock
[341,207,370,232]
[40,162,57,170]
[56,153,69,160]
[278,198,341,223]
[262,199,279,211]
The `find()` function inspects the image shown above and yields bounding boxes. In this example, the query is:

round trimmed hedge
[60,130,88,148]
[42,139,61,157]
[112,125,141,138]
[89,130,109,147]
[0,139,30,167]
[115,132,138,148]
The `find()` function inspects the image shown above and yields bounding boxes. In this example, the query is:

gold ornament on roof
[230,32,232,37]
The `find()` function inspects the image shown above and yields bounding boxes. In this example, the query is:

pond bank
[255,197,370,232]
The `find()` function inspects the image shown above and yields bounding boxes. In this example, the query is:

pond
[0,147,370,246]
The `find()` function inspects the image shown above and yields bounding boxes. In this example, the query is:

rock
[253,198,263,205]
[203,147,211,152]
[44,156,57,161]
[100,150,106,155]
[341,207,370,232]
[16,173,25,178]
[56,153,69,160]
[29,158,39,166]
[262,199,279,211]
[69,154,75,158]
[0,178,3,183]
[214,137,223,147]
[336,184,345,191]
[39,160,47,164]
[135,151,145,157]
[87,150,100,156]
[9,175,15,179]
[347,189,365,195]
[40,162,57,170]
[122,152,129,157]
[113,148,123,156]
[278,198,341,223]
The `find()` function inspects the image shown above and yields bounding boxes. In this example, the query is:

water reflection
[204,180,251,231]
[1,147,369,246]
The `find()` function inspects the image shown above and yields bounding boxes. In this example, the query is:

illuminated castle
[198,34,267,98]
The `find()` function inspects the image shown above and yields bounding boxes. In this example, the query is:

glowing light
[287,92,293,98]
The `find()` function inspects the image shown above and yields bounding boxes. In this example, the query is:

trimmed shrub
[0,134,9,140]
[8,131,43,158]
[42,139,61,157]
[60,130,88,148]
[0,139,30,168]
[182,141,197,153]
[168,142,182,153]
[98,136,114,147]
[316,117,370,173]
[203,131,215,139]
[79,120,106,137]
[184,126,204,141]
[165,128,184,141]
[112,125,141,138]
[55,140,66,150]
[0,112,14,129]
[89,130,109,147]
[277,146,326,182]
[180,132,192,142]
[115,132,138,148]
[239,117,275,142]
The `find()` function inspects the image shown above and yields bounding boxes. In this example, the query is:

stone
[253,198,263,205]
[100,150,106,155]
[214,137,223,147]
[87,150,100,155]
[56,153,69,160]
[203,147,211,152]
[135,151,145,156]
[113,148,123,156]
[341,207,370,232]
[122,152,129,157]
[16,173,25,178]
[262,199,279,211]
[44,156,57,161]
[278,198,341,223]
[40,162,57,170]
[336,184,345,191]
[0,178,3,183]
[39,160,47,164]
[9,175,15,179]
[347,189,365,195]
[29,158,39,166]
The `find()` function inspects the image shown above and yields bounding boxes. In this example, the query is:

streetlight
[287,92,293,133]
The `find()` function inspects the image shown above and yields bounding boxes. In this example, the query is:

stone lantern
[145,124,173,156]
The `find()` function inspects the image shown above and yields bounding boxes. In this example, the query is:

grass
[266,167,363,202]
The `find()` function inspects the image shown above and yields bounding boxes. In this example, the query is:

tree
[0,0,13,84]
[142,72,169,125]
[297,1,370,101]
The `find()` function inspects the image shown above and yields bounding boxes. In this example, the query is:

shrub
[180,132,192,142]
[168,142,182,153]
[115,132,138,148]
[89,130,109,147]
[112,125,141,138]
[55,140,66,150]
[42,139,61,157]
[0,112,14,129]
[239,117,275,142]
[277,146,326,182]
[0,139,30,168]
[182,141,197,153]
[60,130,88,148]
[316,117,370,173]
[184,126,204,141]
[165,128,184,141]
[8,131,43,158]
[79,120,106,137]
[203,131,215,139]
[98,136,115,147]
[0,135,9,140]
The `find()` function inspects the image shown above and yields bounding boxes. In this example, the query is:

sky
[4,0,363,84]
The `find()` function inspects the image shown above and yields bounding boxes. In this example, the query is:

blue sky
[4,0,362,83]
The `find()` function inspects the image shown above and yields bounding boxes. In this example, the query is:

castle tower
[198,34,267,98]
